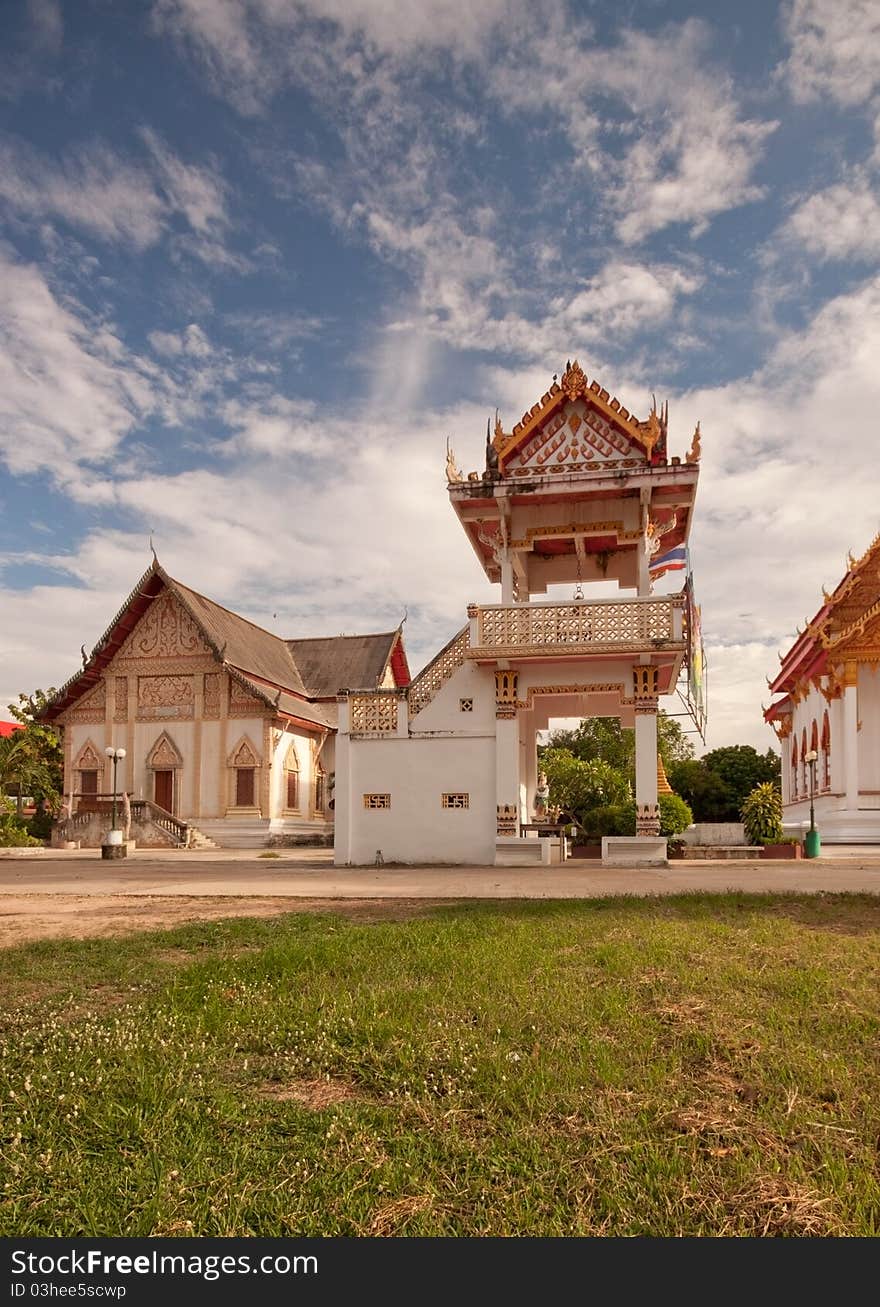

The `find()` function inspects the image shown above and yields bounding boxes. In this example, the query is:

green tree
[541,747,631,830]
[702,745,781,821]
[4,689,62,816]
[666,758,734,822]
[546,711,694,777]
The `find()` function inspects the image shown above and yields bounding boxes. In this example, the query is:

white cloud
[781,0,880,107]
[0,139,167,250]
[783,171,880,261]
[557,262,703,338]
[139,126,229,235]
[491,18,776,245]
[0,255,153,477]
[0,132,237,266]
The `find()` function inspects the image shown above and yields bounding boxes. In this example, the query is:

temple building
[764,532,880,843]
[41,561,410,848]
[334,360,702,866]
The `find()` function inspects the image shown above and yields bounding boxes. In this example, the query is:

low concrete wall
[681,822,747,846]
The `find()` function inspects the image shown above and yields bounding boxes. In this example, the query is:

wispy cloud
[781,0,880,107]
[493,19,777,244]
[0,138,167,249]
[0,131,239,267]
[783,170,880,261]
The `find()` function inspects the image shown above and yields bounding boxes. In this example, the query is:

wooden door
[235,767,255,808]
[154,770,173,813]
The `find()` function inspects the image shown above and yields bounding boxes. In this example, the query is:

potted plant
[741,782,800,858]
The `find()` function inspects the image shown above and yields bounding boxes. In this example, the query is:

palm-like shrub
[741,782,784,845]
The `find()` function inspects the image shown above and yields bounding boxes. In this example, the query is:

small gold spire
[685,421,701,464]
[657,754,673,795]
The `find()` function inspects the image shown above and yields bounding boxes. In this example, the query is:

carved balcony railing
[407,625,470,716]
[468,596,683,659]
[348,690,399,735]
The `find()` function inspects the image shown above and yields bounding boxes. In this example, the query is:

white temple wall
[857,666,880,799]
[408,658,494,733]
[341,735,495,864]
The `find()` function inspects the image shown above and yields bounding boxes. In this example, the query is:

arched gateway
[335,360,702,866]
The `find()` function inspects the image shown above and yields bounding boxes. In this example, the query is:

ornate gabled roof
[767,530,880,702]
[492,359,667,473]
[40,560,409,727]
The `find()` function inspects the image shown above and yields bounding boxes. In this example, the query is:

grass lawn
[1,893,878,1237]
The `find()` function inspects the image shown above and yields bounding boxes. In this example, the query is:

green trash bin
[804,829,821,858]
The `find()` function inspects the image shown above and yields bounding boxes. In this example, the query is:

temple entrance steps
[186,826,220,850]
[193,819,271,849]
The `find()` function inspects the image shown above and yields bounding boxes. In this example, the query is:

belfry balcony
[466,594,685,662]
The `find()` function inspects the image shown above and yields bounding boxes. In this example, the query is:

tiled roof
[40,561,407,727]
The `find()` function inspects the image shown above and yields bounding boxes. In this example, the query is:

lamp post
[104,747,126,841]
[804,748,820,858]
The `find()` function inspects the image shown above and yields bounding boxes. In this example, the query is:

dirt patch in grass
[690,1176,842,1236]
[369,1194,436,1235]
[755,894,880,936]
[0,895,451,949]
[255,1077,360,1109]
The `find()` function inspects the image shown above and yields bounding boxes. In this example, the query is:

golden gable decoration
[69,681,106,723]
[147,731,184,770]
[119,591,209,661]
[73,740,103,771]
[228,736,260,768]
[138,674,195,720]
[492,360,663,473]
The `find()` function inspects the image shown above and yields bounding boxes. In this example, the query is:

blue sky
[1,0,879,751]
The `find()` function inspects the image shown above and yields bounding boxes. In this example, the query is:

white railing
[471,597,681,654]
[407,625,470,716]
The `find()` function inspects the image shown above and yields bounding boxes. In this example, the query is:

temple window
[314,765,325,814]
[791,742,798,799]
[285,747,299,811]
[821,713,831,791]
[80,769,98,796]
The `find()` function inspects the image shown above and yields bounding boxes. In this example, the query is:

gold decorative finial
[685,421,701,464]
[561,359,588,402]
[822,585,832,603]
[445,438,462,483]
[847,549,857,570]
[492,409,506,450]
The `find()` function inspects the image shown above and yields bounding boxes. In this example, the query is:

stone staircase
[186,826,220,850]
[192,818,271,849]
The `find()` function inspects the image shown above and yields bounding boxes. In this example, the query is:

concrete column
[192,674,204,819]
[333,698,352,866]
[396,690,409,739]
[780,733,790,806]
[637,538,651,596]
[495,713,520,836]
[500,552,515,604]
[522,711,537,822]
[467,604,480,646]
[634,703,659,835]
[638,491,652,597]
[843,668,859,811]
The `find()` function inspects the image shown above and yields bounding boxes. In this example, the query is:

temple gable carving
[138,675,195,720]
[117,592,212,662]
